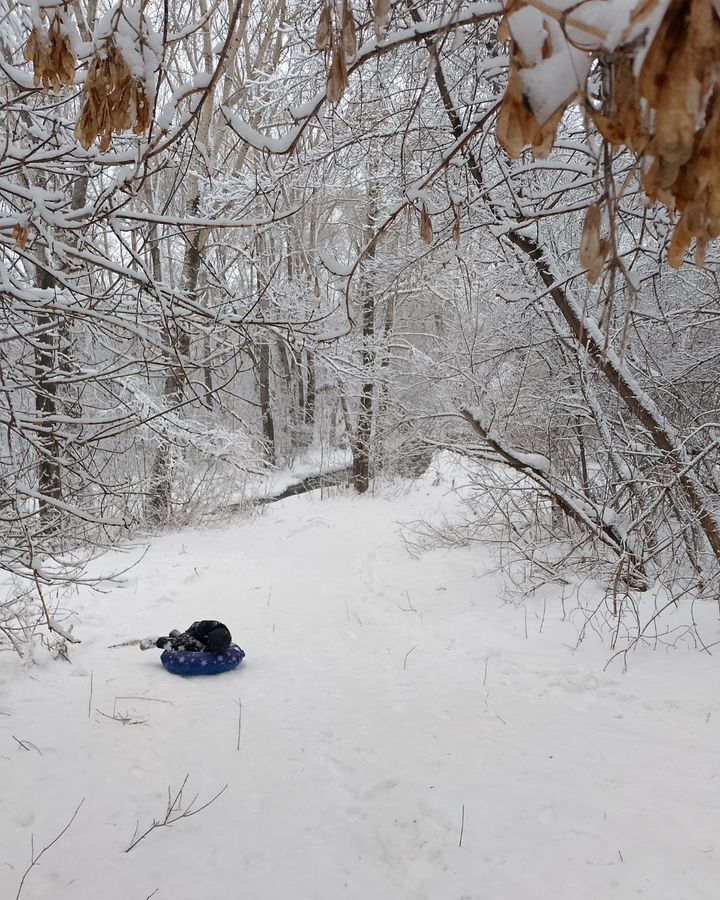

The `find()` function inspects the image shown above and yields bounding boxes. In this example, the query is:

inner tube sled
[161,643,245,676]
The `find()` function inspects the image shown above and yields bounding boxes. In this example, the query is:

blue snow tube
[161,643,245,676]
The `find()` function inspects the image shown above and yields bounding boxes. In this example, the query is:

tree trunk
[351,181,379,493]
[259,338,276,463]
[34,268,63,531]
[304,350,316,429]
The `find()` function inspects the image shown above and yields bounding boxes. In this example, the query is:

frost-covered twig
[125,775,228,852]
[15,799,85,900]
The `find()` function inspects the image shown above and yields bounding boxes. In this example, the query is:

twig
[403,645,417,669]
[459,804,465,848]
[97,708,147,726]
[87,671,93,718]
[114,695,175,705]
[15,799,85,900]
[13,736,42,755]
[126,775,228,852]
[398,590,417,612]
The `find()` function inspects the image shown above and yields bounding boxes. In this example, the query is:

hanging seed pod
[327,49,348,103]
[580,206,601,266]
[496,72,530,159]
[497,15,510,43]
[419,205,433,244]
[24,27,49,88]
[341,1,357,57]
[580,204,602,269]
[48,13,76,89]
[532,106,564,160]
[315,4,333,51]
[496,0,720,266]
[13,223,29,250]
[587,238,611,284]
[374,0,391,39]
[452,204,461,245]
[75,36,152,151]
[314,275,321,298]
[668,217,692,268]
[24,12,76,93]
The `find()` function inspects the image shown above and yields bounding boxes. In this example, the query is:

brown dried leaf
[315,5,332,51]
[24,28,44,64]
[452,205,461,245]
[497,15,511,43]
[374,0,391,36]
[607,56,648,153]
[327,49,348,103]
[580,204,602,269]
[668,217,692,268]
[587,108,625,146]
[12,223,28,250]
[531,104,565,159]
[496,70,531,159]
[342,1,357,57]
[587,237,610,284]
[419,205,433,244]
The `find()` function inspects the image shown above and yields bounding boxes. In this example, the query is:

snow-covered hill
[2,472,719,899]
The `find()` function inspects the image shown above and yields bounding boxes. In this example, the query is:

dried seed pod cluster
[498,0,720,270]
[639,0,720,267]
[23,3,158,152]
[24,11,76,93]
[316,1,358,103]
[496,7,588,160]
[75,36,152,152]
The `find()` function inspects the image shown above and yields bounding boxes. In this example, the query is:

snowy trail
[2,482,720,899]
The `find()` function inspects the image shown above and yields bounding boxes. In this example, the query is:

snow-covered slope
[2,473,719,899]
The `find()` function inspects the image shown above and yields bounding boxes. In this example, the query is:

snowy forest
[3,0,720,655]
[2,2,720,897]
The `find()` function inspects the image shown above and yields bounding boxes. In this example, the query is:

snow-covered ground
[2,466,720,899]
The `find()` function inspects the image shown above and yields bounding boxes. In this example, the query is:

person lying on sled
[154,620,232,654]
